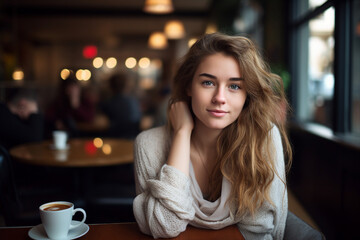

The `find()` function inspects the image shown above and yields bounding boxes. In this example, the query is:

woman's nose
[212,87,226,104]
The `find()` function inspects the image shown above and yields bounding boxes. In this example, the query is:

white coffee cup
[39,201,86,240]
[53,131,68,149]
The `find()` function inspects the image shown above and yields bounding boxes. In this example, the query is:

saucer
[50,144,70,150]
[28,220,89,240]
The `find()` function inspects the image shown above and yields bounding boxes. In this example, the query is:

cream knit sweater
[133,126,287,239]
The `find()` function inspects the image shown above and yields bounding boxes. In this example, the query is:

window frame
[289,0,356,138]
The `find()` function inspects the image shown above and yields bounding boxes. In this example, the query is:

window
[308,7,335,127]
[290,0,358,138]
[352,0,360,135]
[290,1,335,127]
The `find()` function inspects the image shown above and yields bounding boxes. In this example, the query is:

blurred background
[0,0,359,239]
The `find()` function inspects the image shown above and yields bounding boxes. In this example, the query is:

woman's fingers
[169,101,194,132]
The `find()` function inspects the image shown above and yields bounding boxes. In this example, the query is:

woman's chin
[203,122,231,131]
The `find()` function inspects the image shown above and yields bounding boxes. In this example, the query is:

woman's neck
[191,121,221,156]
[191,120,222,200]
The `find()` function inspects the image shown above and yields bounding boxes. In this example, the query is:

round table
[9,138,134,167]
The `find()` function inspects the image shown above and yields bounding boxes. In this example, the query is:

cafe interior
[0,0,359,239]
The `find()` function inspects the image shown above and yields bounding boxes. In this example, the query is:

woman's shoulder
[135,125,171,149]
[134,126,170,176]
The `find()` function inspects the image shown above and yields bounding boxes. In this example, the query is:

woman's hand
[169,101,194,133]
[167,101,193,175]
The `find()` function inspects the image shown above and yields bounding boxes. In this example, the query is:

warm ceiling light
[206,23,218,34]
[12,68,24,81]
[164,20,185,39]
[188,38,198,48]
[148,32,168,49]
[144,0,174,14]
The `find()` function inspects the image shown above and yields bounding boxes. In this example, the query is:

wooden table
[10,138,133,167]
[0,222,245,240]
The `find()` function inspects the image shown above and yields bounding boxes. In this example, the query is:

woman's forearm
[167,128,192,176]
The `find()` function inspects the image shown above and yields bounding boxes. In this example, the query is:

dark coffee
[43,204,71,211]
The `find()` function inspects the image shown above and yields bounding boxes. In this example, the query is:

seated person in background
[45,76,95,137]
[100,72,142,139]
[0,88,44,149]
[133,33,292,239]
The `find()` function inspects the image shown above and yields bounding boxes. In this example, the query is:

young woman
[133,33,292,239]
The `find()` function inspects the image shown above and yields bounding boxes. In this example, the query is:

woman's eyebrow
[199,73,244,81]
[199,73,216,79]
[229,77,244,81]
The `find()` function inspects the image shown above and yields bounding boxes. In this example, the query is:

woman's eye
[202,81,214,86]
[229,84,241,90]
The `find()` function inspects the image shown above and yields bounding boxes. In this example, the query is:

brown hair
[168,32,292,216]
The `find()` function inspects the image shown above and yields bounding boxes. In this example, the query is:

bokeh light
[93,57,104,68]
[12,69,24,81]
[125,57,137,69]
[102,144,112,155]
[139,57,151,69]
[60,69,71,80]
[93,138,103,148]
[106,57,117,68]
[76,69,91,81]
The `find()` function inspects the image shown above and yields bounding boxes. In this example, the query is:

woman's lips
[207,109,228,117]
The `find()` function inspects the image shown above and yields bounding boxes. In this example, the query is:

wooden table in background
[0,222,245,240]
[9,138,135,206]
[9,138,133,167]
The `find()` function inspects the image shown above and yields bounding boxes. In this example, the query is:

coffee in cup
[43,203,70,211]
[40,201,86,240]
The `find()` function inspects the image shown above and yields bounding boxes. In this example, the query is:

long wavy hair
[168,33,292,216]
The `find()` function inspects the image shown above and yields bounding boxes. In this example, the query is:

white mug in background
[52,131,68,149]
[39,201,86,240]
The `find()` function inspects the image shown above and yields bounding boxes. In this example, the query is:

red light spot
[85,141,97,155]
[83,45,98,59]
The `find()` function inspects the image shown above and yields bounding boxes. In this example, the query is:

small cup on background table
[52,130,68,150]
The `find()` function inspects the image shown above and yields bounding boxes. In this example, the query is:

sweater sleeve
[237,126,288,240]
[132,129,195,238]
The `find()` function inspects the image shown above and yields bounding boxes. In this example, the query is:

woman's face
[188,53,247,131]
